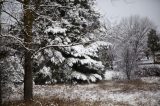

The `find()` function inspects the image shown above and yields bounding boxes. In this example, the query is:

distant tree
[147,29,159,63]
[97,45,114,70]
[144,48,150,60]
[122,46,132,80]
[117,16,153,79]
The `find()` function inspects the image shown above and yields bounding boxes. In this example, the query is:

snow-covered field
[104,70,126,80]
[33,80,160,106]
[6,77,160,106]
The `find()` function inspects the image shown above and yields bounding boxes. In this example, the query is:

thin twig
[0,34,31,51]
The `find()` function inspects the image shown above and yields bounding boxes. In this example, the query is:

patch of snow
[54,37,63,43]
[44,48,53,57]
[104,70,126,80]
[51,51,65,65]
[5,83,160,106]
[89,75,96,82]
[79,58,104,70]
[64,37,71,43]
[45,27,67,35]
[80,37,90,43]
[39,66,51,77]
[65,41,112,58]
[71,45,86,57]
[87,41,111,52]
[71,71,87,81]
[33,85,160,106]
[141,77,160,84]
[91,74,102,80]
[140,57,154,64]
[67,58,78,67]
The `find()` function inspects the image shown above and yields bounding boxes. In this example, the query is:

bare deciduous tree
[117,16,154,79]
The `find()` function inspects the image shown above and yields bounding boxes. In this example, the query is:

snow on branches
[45,27,67,35]
[34,40,112,84]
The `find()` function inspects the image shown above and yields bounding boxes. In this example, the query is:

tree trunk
[23,0,34,101]
[24,51,33,101]
[153,52,156,64]
[0,1,2,104]
[0,64,2,105]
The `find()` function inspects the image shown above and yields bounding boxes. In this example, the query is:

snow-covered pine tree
[33,0,112,84]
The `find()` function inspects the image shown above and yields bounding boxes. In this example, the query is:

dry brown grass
[3,97,129,106]
[98,80,160,93]
[3,80,160,106]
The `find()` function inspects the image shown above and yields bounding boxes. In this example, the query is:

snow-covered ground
[141,77,160,84]
[139,57,160,68]
[139,57,154,64]
[6,77,160,106]
[33,80,160,106]
[104,70,126,80]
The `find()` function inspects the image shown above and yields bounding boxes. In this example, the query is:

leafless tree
[116,16,155,79]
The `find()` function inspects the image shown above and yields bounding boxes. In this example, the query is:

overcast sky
[96,0,160,31]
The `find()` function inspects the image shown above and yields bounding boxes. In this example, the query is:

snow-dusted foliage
[34,40,111,84]
[29,0,112,84]
[45,27,67,35]
[1,55,24,83]
[0,54,24,99]
[1,0,112,85]
[34,66,52,84]
[31,0,101,45]
[71,71,88,81]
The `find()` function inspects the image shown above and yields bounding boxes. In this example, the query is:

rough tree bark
[153,52,156,64]
[124,48,131,80]
[23,0,34,101]
[0,0,2,104]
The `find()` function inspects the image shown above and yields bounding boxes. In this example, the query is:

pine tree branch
[31,41,94,59]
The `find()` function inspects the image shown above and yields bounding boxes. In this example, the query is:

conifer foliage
[33,0,111,84]
[0,0,112,102]
[147,29,160,63]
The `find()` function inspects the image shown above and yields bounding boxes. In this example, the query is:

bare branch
[39,5,72,8]
[1,8,22,25]
[0,34,31,51]
[1,8,32,37]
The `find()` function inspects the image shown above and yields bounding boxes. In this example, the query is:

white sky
[96,0,160,31]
